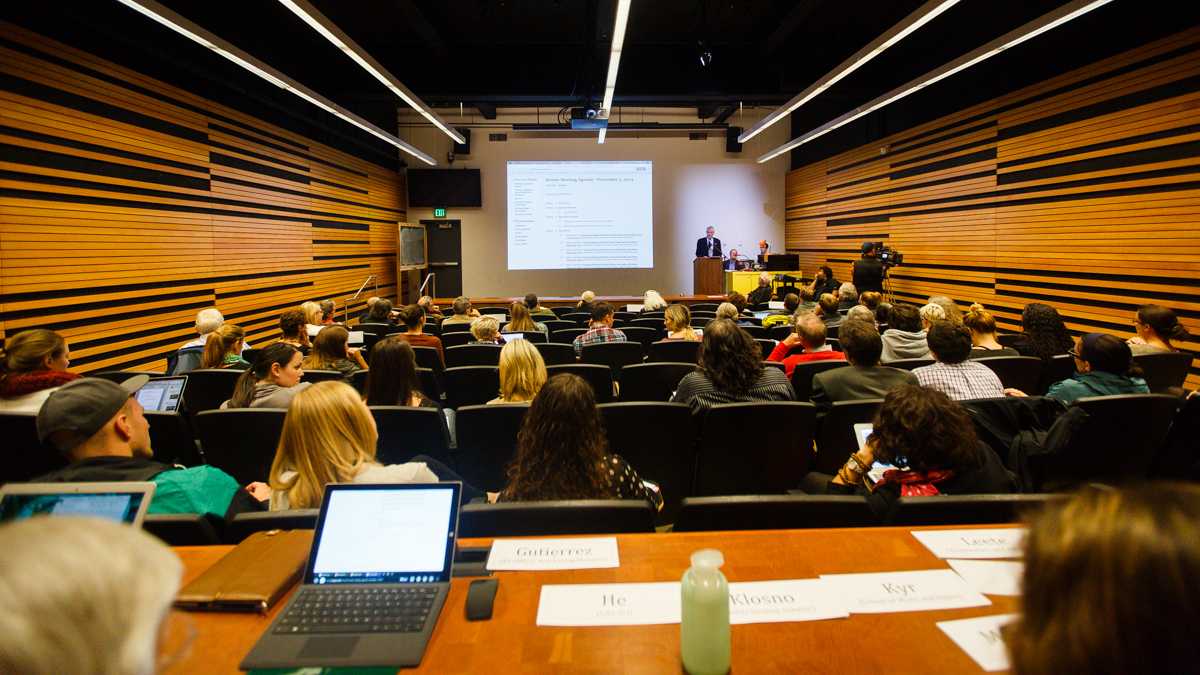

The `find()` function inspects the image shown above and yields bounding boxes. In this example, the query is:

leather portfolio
[176,529,312,613]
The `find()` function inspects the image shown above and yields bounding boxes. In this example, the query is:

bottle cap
[690,549,724,569]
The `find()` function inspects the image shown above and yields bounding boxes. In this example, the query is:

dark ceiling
[4,1,1199,168]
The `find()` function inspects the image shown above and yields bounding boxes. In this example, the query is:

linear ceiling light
[276,0,465,145]
[739,0,960,145]
[598,0,633,144]
[114,0,437,165]
[757,0,1113,164]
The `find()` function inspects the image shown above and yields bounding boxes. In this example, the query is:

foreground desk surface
[176,526,1018,674]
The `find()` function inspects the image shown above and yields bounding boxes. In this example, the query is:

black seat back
[741,325,766,339]
[300,369,344,384]
[675,495,876,531]
[93,370,164,383]
[631,318,665,331]
[814,399,884,474]
[1133,351,1193,392]
[143,513,223,545]
[974,356,1043,393]
[227,510,319,543]
[454,403,530,492]
[369,406,452,466]
[599,402,696,522]
[552,327,588,344]
[1037,354,1076,394]
[459,500,655,537]
[445,344,502,368]
[410,345,445,371]
[0,412,65,483]
[887,494,1065,526]
[621,327,660,351]
[790,360,851,400]
[181,369,243,415]
[439,322,472,334]
[887,358,934,371]
[618,362,694,402]
[563,312,592,325]
[444,366,501,408]
[533,342,577,366]
[648,340,700,363]
[349,369,369,394]
[768,325,792,342]
[694,402,817,495]
[545,364,614,403]
[440,331,473,348]
[146,411,202,466]
[193,409,286,485]
[690,303,720,312]
[580,342,645,378]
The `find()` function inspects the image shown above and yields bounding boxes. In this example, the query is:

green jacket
[1045,371,1149,405]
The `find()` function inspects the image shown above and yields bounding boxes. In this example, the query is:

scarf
[0,370,81,398]
[873,468,956,497]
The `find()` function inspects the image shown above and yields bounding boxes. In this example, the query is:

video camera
[870,241,904,268]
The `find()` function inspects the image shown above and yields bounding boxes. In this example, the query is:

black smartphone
[465,578,499,621]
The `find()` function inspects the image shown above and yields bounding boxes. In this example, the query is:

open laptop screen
[136,376,187,412]
[308,483,461,585]
[0,482,154,526]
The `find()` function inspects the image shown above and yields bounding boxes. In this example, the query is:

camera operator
[852,241,885,294]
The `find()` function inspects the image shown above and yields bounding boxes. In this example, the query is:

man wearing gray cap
[33,376,267,518]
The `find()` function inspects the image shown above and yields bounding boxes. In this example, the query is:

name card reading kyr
[487,537,620,571]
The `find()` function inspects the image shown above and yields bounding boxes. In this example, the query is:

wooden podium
[693,257,724,295]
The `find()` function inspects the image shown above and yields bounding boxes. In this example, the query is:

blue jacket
[1046,371,1149,405]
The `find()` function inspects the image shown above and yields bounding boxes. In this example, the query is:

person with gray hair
[919,302,948,329]
[927,295,962,324]
[0,517,184,675]
[747,272,773,306]
[173,306,248,374]
[846,305,875,325]
[443,296,480,325]
[642,289,668,312]
[836,282,859,312]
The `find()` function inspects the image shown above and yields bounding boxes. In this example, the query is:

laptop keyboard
[275,586,438,635]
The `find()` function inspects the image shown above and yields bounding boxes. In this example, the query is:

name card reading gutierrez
[819,569,991,614]
[937,614,1018,672]
[911,528,1026,559]
[487,537,620,571]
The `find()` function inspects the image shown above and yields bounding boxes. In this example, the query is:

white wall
[398,108,789,297]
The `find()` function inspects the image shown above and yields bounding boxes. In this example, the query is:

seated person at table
[642,289,668,312]
[302,325,367,381]
[470,316,505,345]
[815,384,1016,517]
[768,313,845,377]
[417,295,443,321]
[200,324,250,370]
[761,293,800,328]
[0,328,79,413]
[913,321,1004,401]
[442,296,481,325]
[393,304,444,364]
[1023,333,1148,404]
[723,248,741,271]
[1011,303,1073,361]
[926,295,962,324]
[36,376,265,518]
[365,338,438,408]
[525,293,556,319]
[747,273,773,307]
[573,302,627,356]
[963,304,1018,358]
[489,339,547,404]
[503,302,548,335]
[1006,483,1200,675]
[816,293,842,329]
[0,517,184,675]
[880,303,930,363]
[269,381,485,508]
[663,303,700,341]
[811,319,916,405]
[499,373,658,506]
[576,290,597,314]
[1128,304,1189,355]
[362,297,396,326]
[276,309,311,353]
[672,319,795,414]
[808,265,839,299]
[222,343,310,409]
[836,283,858,313]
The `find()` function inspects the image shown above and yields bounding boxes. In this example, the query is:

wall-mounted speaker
[726,126,743,153]
[454,127,471,155]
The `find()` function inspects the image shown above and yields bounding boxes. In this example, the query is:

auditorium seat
[181,369,242,416]
[790,360,851,401]
[617,362,693,402]
[552,327,588,343]
[813,399,884,473]
[92,370,164,383]
[741,316,763,326]
[193,409,286,485]
[826,338,841,352]
[996,334,1022,348]
[143,513,223,546]
[454,403,530,492]
[690,303,719,312]
[886,357,934,371]
[505,331,546,343]
[694,402,817,495]
[145,411,202,466]
[227,510,319,544]
[613,311,637,322]
[533,342,577,366]
[0,412,65,483]
[580,342,644,378]
[440,322,472,334]
[768,325,792,342]
[690,311,717,319]
[562,312,592,325]
[621,327,661,353]
[550,306,574,317]
[370,406,453,466]
[690,318,710,329]
[440,331,473,348]
[886,494,1065,526]
[1037,354,1076,394]
[546,364,614,403]
[443,366,500,408]
[422,322,441,337]
[459,500,655,537]
[648,339,700,363]
[754,339,777,359]
[300,369,344,384]
[541,319,574,333]
[825,325,839,340]
[641,310,665,319]
[417,367,442,401]
[598,401,696,522]
[445,344,502,368]
[349,369,368,394]
[741,325,766,338]
[974,356,1043,393]
[674,495,875,531]
[630,317,665,331]
[411,345,446,371]
[1133,351,1193,392]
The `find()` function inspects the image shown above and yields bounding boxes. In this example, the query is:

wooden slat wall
[785,27,1200,388]
[0,23,404,373]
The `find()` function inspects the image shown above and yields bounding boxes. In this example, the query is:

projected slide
[507,160,653,270]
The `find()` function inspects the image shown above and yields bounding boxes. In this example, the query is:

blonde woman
[200,324,250,369]
[302,325,367,380]
[301,301,324,337]
[577,290,596,313]
[490,339,547,404]
[470,315,503,344]
[0,328,78,412]
[268,381,485,509]
[642,290,667,312]
[503,302,548,335]
[663,304,699,341]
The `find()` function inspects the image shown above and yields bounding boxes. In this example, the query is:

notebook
[0,482,156,527]
[136,376,187,412]
[240,482,462,669]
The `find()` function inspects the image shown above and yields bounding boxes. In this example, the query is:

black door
[423,219,462,298]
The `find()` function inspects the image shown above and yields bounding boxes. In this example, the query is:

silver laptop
[241,482,462,669]
[135,376,187,412]
[347,330,365,346]
[0,482,156,526]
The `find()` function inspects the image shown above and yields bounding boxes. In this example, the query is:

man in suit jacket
[810,318,916,406]
[695,226,722,258]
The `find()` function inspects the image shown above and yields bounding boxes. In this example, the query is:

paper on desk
[819,569,991,614]
[911,528,1026,559]
[937,614,1018,672]
[727,579,848,624]
[947,559,1023,596]
[487,537,619,571]
[768,301,785,309]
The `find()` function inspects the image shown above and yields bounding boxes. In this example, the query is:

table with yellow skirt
[724,270,804,296]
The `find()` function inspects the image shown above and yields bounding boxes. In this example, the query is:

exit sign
[433,207,446,218]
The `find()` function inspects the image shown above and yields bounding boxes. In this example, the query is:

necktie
[708,239,713,256]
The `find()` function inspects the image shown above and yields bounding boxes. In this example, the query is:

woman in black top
[1011,303,1073,360]
[809,265,840,298]
[364,337,438,408]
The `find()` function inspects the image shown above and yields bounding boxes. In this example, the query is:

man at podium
[695,226,722,258]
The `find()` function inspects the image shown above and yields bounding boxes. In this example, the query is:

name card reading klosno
[937,614,1018,672]
[819,569,991,614]
[911,528,1026,559]
[487,537,619,571]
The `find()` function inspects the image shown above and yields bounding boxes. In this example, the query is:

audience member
[811,319,917,404]
[393,304,444,363]
[173,307,231,373]
[747,273,773,306]
[881,303,931,362]
[762,293,800,328]
[277,309,310,352]
[795,287,818,314]
[268,381,482,508]
[663,304,700,341]
[642,289,668,312]
[913,321,1004,400]
[963,304,1018,358]
[768,313,845,377]
[836,282,858,312]
[1128,304,1189,355]
[875,301,893,325]
[301,301,324,337]
[319,299,336,325]
[443,296,480,325]
[918,301,947,329]
[364,297,395,326]
[36,376,265,517]
[852,242,885,294]
[816,293,843,329]
[1012,302,1073,360]
[504,302,548,335]
[577,290,597,313]
[927,295,962,324]
[1006,483,1200,675]
[817,384,1016,517]
[715,301,752,326]
[365,338,437,408]
[223,343,310,409]
[499,373,658,506]
[417,295,443,320]
[0,517,183,675]
[470,316,504,345]
[727,291,752,316]
[0,329,78,413]
[859,291,882,313]
[1041,333,1148,404]
[808,265,839,298]
[302,325,367,380]
[525,293,556,318]
[573,302,627,355]
[490,339,547,404]
[845,305,875,325]
[200,324,250,370]
[357,296,380,323]
[672,319,795,414]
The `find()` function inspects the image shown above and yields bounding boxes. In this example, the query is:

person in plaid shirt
[572,302,627,356]
[913,321,1003,401]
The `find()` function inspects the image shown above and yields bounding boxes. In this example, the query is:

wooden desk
[174,526,1018,674]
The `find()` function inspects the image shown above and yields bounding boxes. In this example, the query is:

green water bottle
[680,549,731,675]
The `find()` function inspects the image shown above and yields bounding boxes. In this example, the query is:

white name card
[911,528,1026,559]
[536,582,680,626]
[727,579,848,624]
[819,569,991,614]
[768,301,785,309]
[937,614,1018,672]
[947,559,1023,597]
[626,304,644,312]
[487,537,619,571]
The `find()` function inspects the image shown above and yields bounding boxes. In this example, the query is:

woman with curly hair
[1012,303,1073,360]
[671,319,795,414]
[499,373,658,506]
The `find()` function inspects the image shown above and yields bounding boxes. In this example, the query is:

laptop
[502,332,525,341]
[135,376,187,412]
[241,482,462,670]
[853,424,899,486]
[484,314,507,323]
[347,330,365,346]
[0,482,156,527]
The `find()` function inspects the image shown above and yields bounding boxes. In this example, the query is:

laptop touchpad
[299,636,359,659]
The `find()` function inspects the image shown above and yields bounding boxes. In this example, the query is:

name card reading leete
[911,528,1026,559]
[487,537,619,571]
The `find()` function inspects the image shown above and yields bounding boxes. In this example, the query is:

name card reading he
[487,537,620,571]
[911,528,1026,559]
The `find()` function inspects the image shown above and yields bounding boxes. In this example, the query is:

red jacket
[767,342,846,378]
